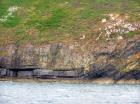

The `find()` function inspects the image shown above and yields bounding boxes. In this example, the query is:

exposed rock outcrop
[33,69,84,78]
[0,36,140,81]
[0,68,84,79]
[84,64,140,81]
[0,68,7,77]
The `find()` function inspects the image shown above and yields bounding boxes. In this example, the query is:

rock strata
[0,68,84,79]
[0,36,140,81]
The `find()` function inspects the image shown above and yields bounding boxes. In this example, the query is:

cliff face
[0,42,91,69]
[0,1,140,81]
[0,35,140,71]
[0,36,140,80]
[1,11,140,72]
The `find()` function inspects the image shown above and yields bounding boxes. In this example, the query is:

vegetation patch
[0,0,139,45]
[2,16,20,28]
[125,30,140,37]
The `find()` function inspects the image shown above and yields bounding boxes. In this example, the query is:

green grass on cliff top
[0,0,140,45]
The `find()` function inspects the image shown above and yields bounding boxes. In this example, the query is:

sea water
[0,81,140,104]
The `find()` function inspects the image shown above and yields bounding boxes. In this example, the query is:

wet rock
[0,68,7,77]
[33,69,84,79]
[17,71,33,78]
[85,63,140,81]
[113,72,126,81]
[84,64,118,79]
[113,70,140,81]
[7,70,16,77]
[123,70,140,80]
[55,69,84,78]
[33,69,54,78]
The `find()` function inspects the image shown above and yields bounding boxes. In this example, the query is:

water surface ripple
[0,81,140,104]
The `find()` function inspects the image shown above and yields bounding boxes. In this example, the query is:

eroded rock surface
[0,36,140,80]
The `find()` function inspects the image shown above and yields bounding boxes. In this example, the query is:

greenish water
[0,81,140,104]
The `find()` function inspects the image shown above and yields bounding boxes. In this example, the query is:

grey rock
[6,70,15,77]
[18,71,33,78]
[123,70,140,80]
[0,68,7,77]
[33,69,84,78]
[0,38,140,81]
[85,64,118,79]
[50,44,59,56]
[33,69,54,78]
[123,40,140,57]
[54,69,84,78]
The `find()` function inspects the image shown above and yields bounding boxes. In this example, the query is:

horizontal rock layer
[0,68,84,79]
[0,36,140,80]
[0,68,140,81]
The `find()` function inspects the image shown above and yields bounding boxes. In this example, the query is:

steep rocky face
[0,43,92,70]
[83,36,140,80]
[0,36,140,74]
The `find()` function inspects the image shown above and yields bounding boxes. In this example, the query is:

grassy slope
[0,0,140,45]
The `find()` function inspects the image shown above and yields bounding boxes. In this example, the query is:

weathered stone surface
[17,71,33,78]
[8,70,16,77]
[0,36,140,80]
[121,70,140,80]
[54,69,84,78]
[0,68,7,77]
[33,69,54,78]
[84,63,140,81]
[123,41,140,57]
[33,69,84,78]
[0,40,139,70]
[84,64,118,79]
